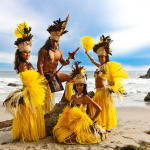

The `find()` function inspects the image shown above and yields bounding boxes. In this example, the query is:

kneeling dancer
[53,61,107,144]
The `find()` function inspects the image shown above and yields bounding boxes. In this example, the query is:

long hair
[73,84,88,96]
[105,55,110,63]
[14,49,33,74]
[38,37,59,62]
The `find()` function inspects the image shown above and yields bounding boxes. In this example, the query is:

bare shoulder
[71,94,76,99]
[38,49,47,62]
[39,48,46,55]
[57,48,63,54]
[19,62,27,68]
[19,62,28,72]
[84,95,92,102]
[84,95,90,99]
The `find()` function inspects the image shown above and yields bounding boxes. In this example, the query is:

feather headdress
[47,14,70,41]
[14,22,33,52]
[70,61,87,84]
[93,35,113,56]
[81,35,113,56]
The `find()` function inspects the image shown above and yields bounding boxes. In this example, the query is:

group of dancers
[3,14,129,144]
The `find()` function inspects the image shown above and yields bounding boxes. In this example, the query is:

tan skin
[19,51,31,73]
[71,83,102,120]
[37,39,71,101]
[4,50,31,105]
[65,83,102,142]
[85,52,107,88]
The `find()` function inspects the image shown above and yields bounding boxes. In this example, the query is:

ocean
[0,71,150,107]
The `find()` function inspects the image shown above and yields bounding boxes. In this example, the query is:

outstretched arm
[85,52,100,68]
[84,95,102,121]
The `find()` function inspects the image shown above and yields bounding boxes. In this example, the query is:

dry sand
[0,102,150,150]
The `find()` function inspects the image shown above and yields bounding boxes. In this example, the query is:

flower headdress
[14,22,33,52]
[47,14,70,41]
[70,61,87,84]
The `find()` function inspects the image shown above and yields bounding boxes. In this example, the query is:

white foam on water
[124,78,150,85]
[0,71,150,107]
[0,78,20,83]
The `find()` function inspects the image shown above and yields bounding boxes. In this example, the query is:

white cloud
[0,0,150,69]
[110,26,150,55]
[112,0,150,27]
[93,0,150,56]
[0,52,14,64]
[93,25,150,56]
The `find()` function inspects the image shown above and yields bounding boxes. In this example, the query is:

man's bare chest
[48,50,61,61]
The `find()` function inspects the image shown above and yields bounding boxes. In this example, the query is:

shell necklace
[76,93,83,99]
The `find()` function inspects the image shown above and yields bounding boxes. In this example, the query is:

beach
[0,102,150,150]
[0,71,150,149]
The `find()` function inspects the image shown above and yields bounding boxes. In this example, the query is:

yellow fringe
[90,88,117,130]
[106,62,129,94]
[12,104,45,142]
[53,105,106,144]
[44,85,55,114]
[5,70,46,142]
[65,81,74,101]
[20,70,46,108]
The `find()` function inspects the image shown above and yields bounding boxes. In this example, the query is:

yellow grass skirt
[4,70,46,142]
[44,85,55,114]
[12,104,45,142]
[89,88,117,130]
[65,81,74,101]
[53,105,107,144]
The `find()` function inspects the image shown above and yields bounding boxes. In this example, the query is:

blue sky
[0,0,150,71]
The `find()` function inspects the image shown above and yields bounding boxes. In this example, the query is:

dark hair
[73,83,88,96]
[14,49,34,74]
[38,37,59,62]
[105,55,110,63]
[93,35,113,54]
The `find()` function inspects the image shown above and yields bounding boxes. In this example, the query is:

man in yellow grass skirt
[81,35,129,131]
[37,14,74,113]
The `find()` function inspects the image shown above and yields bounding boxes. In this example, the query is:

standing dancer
[37,14,74,113]
[53,61,107,144]
[4,22,46,142]
[81,35,128,130]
